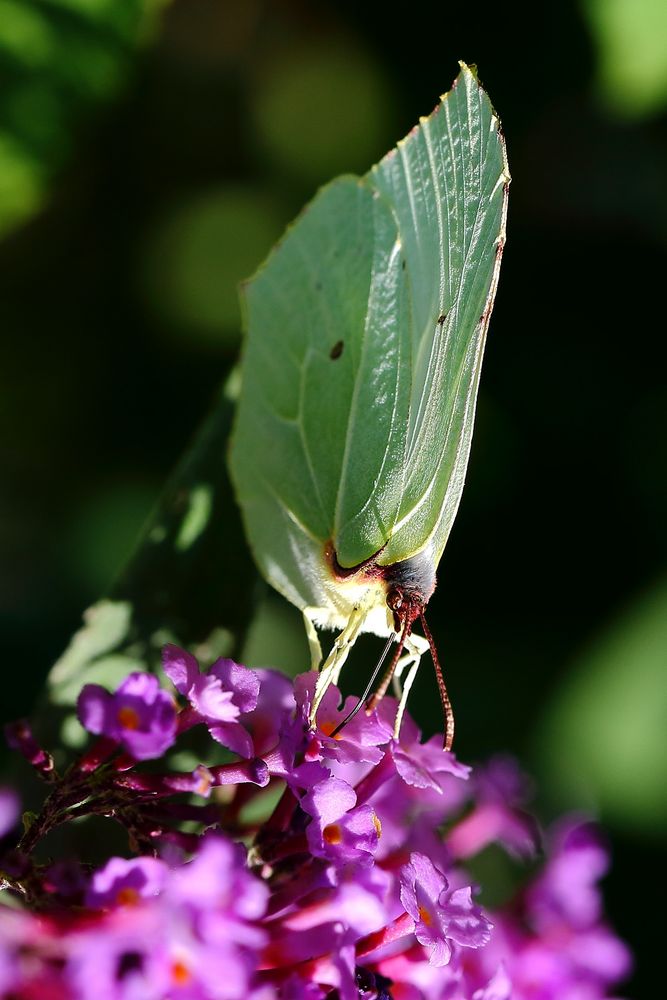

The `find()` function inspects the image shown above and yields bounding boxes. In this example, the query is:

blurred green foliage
[0,0,164,237]
[1,0,665,994]
[141,185,286,346]
[251,42,390,183]
[583,0,667,118]
[538,577,667,837]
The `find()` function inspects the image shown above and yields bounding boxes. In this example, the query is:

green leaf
[48,601,133,695]
[38,385,258,749]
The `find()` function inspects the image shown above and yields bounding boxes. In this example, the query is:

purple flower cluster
[0,648,631,999]
[0,834,267,1000]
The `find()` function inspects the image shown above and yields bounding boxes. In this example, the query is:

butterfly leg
[303,608,323,671]
[310,604,367,725]
[392,632,429,739]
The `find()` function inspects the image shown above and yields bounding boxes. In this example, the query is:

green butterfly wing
[230,64,509,620]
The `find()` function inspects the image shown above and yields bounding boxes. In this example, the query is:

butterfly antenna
[330,634,395,737]
[420,612,454,752]
[366,613,411,713]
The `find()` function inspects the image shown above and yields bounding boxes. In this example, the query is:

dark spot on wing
[401,259,406,270]
[437,312,448,326]
[330,340,344,360]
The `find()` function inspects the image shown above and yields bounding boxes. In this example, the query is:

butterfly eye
[387,588,404,612]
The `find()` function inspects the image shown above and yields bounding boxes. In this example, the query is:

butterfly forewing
[369,69,509,568]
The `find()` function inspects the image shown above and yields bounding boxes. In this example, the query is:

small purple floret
[168,833,268,927]
[302,776,381,867]
[528,818,610,930]
[86,856,168,909]
[295,673,388,766]
[400,851,492,966]
[163,644,259,757]
[77,673,177,760]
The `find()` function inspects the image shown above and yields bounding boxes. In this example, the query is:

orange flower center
[319,722,342,741]
[171,959,192,986]
[323,823,342,844]
[116,887,140,906]
[117,706,140,730]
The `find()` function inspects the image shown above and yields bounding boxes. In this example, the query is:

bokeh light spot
[583,0,667,117]
[252,44,389,183]
[537,577,667,837]
[141,186,285,347]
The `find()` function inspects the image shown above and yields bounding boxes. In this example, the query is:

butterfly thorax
[326,543,437,635]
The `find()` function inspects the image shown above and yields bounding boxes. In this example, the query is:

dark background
[1,1,665,995]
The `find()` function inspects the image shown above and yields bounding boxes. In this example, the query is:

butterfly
[230,63,509,749]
